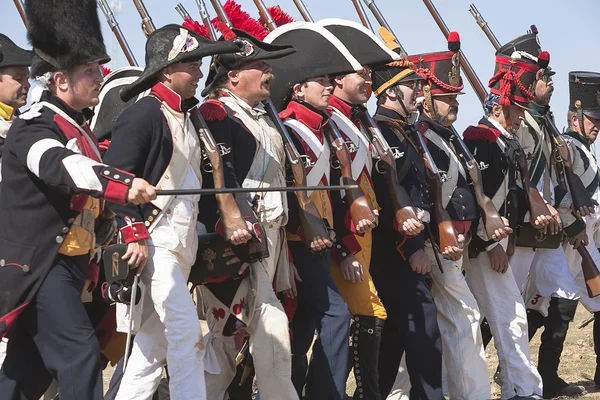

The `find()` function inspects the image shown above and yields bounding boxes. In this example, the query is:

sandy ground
[101,306,600,399]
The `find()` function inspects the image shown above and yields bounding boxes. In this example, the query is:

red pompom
[182,17,211,39]
[200,99,228,121]
[211,19,237,40]
[447,31,460,52]
[221,0,268,40]
[538,51,550,69]
[101,66,112,77]
[265,6,295,27]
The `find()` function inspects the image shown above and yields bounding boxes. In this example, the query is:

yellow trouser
[330,231,387,319]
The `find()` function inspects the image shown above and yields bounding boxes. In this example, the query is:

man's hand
[127,178,157,205]
[569,230,589,250]
[355,218,377,234]
[487,244,508,274]
[340,255,364,282]
[574,199,598,218]
[400,208,424,236]
[229,221,253,246]
[409,249,431,275]
[546,204,563,235]
[491,217,513,241]
[441,234,464,261]
[283,262,302,299]
[309,234,333,252]
[123,239,148,276]
[532,213,553,232]
[223,246,251,276]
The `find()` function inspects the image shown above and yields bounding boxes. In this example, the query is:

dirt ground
[102,306,600,399]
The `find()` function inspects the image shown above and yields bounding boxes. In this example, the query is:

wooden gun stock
[253,0,276,31]
[359,114,419,230]
[99,0,138,66]
[514,147,551,224]
[131,0,156,36]
[578,245,600,298]
[326,122,378,227]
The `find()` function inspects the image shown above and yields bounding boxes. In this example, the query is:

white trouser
[387,354,409,400]
[564,213,600,312]
[202,224,298,400]
[115,246,205,400]
[466,239,543,400]
[425,243,490,400]
[0,338,6,368]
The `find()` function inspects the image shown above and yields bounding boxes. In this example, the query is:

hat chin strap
[392,86,411,120]
[423,85,441,123]
[576,107,589,141]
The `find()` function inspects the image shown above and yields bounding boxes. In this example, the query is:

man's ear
[292,83,303,99]
[53,71,68,92]
[570,112,580,130]
[227,70,240,84]
[385,87,397,101]
[332,75,344,88]
[492,102,503,117]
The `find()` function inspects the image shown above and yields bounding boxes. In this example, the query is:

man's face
[335,68,373,104]
[294,75,333,110]
[60,62,104,109]
[165,61,203,100]
[0,66,31,109]
[432,95,459,126]
[534,72,554,106]
[229,60,274,106]
[582,114,600,143]
[506,104,526,133]
[397,80,422,114]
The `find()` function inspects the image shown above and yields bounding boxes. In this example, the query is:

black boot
[350,315,385,400]
[527,309,546,341]
[594,311,600,385]
[539,298,585,398]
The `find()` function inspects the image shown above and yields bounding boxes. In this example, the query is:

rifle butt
[579,245,600,298]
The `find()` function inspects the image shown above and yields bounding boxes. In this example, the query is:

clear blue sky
[3,0,600,139]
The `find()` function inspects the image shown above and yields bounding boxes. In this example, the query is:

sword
[123,274,139,372]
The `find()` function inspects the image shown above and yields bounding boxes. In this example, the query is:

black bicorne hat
[316,19,399,69]
[569,71,600,120]
[120,24,242,102]
[25,0,110,77]
[371,27,424,97]
[0,33,32,69]
[201,28,296,98]
[263,21,362,110]
[496,28,554,77]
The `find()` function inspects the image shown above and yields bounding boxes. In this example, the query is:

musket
[155,185,358,196]
[13,0,27,26]
[421,0,487,104]
[98,0,138,66]
[131,0,156,36]
[350,0,373,32]
[195,0,218,40]
[469,7,600,296]
[357,0,509,242]
[211,0,332,245]
[175,3,192,20]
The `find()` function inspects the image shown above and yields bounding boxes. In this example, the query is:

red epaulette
[463,125,501,143]
[278,108,295,120]
[199,99,227,121]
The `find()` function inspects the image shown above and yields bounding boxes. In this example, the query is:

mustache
[449,106,459,113]
[261,73,275,84]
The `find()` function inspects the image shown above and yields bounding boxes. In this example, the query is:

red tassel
[538,51,550,69]
[212,19,237,40]
[101,66,112,77]
[447,31,460,52]
[182,17,211,39]
[222,0,268,40]
[200,99,228,121]
[265,6,295,27]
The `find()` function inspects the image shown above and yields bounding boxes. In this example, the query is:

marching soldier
[0,0,156,399]
[198,27,305,399]
[370,29,444,400]
[409,33,490,400]
[463,50,552,400]
[265,22,365,399]
[0,33,32,166]
[103,24,244,400]
[497,33,586,398]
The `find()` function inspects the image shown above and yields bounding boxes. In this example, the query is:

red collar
[328,95,353,119]
[151,82,184,112]
[279,101,326,137]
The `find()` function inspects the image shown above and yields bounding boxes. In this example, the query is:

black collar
[40,91,94,126]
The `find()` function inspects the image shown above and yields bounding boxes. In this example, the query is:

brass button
[0,259,5,267]
[22,265,29,273]
[62,227,69,233]
[145,221,150,227]
[148,216,154,222]
[165,175,170,180]
[152,209,159,216]
[68,218,75,224]
[56,236,64,243]
[131,218,136,222]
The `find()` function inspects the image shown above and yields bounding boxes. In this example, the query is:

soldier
[265,22,367,399]
[0,0,156,399]
[198,26,309,399]
[0,33,32,165]
[463,50,553,400]
[409,33,491,399]
[103,24,244,400]
[497,33,586,398]
[370,29,444,400]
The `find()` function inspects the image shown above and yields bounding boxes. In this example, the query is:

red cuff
[103,168,134,205]
[120,222,151,244]
[86,262,100,291]
[331,234,361,264]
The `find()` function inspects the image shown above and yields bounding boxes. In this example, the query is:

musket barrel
[156,185,359,196]
[468,3,501,50]
[13,0,27,26]
[98,0,138,66]
[175,3,192,19]
[292,0,313,22]
[196,0,218,40]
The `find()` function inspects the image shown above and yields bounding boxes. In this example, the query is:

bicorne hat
[0,33,32,69]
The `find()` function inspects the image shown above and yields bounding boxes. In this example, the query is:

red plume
[211,20,237,40]
[537,51,550,69]
[101,66,112,77]
[216,0,268,40]
[447,31,460,52]
[261,6,295,27]
[182,17,211,39]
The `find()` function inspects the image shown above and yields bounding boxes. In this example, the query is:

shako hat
[120,24,241,102]
[488,54,539,107]
[408,32,465,98]
[201,0,296,98]
[264,21,362,110]
[496,26,554,77]
[0,33,32,69]
[569,71,600,121]
[25,0,110,77]
[371,27,425,97]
